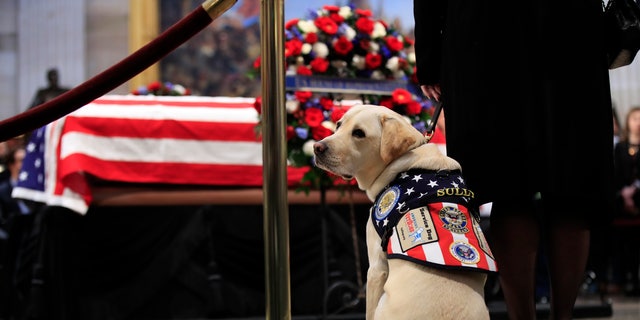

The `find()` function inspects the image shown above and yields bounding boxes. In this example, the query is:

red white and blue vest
[372,169,498,273]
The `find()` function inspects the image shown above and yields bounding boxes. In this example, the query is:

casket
[13,95,379,214]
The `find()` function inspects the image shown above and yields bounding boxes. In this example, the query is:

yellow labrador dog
[313,105,496,320]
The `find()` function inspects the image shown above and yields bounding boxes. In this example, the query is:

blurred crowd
[160,0,262,98]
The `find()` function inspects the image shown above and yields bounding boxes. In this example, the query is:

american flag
[11,95,447,215]
[11,95,311,214]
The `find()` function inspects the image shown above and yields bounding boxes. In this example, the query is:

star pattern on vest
[373,170,474,229]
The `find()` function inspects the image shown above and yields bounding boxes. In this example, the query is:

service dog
[313,105,496,320]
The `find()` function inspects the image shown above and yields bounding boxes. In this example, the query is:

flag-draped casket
[12,95,444,214]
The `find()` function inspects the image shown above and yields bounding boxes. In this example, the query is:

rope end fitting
[201,0,238,20]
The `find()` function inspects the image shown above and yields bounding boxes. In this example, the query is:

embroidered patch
[375,186,400,221]
[471,217,494,258]
[395,206,438,252]
[449,241,480,264]
[438,206,469,234]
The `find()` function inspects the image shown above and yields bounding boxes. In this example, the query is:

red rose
[365,52,382,69]
[397,57,409,70]
[305,32,318,44]
[355,8,373,17]
[315,16,338,35]
[359,39,371,51]
[297,65,313,76]
[404,38,415,46]
[330,106,349,122]
[295,91,313,103]
[305,108,324,127]
[147,81,162,91]
[379,97,394,109]
[285,38,303,57]
[310,57,329,73]
[355,17,374,34]
[406,101,422,116]
[312,125,333,140]
[323,5,340,12]
[286,125,295,140]
[329,12,344,24]
[411,66,419,84]
[285,18,299,30]
[392,88,413,105]
[319,96,334,110]
[253,96,262,114]
[385,36,404,52]
[252,56,261,69]
[333,36,354,56]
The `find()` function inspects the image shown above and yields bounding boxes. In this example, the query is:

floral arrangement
[251,5,434,192]
[131,81,191,96]
[249,5,417,81]
[254,88,436,192]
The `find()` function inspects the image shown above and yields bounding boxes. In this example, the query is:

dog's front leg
[365,215,388,320]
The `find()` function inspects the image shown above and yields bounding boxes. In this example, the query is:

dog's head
[313,104,427,192]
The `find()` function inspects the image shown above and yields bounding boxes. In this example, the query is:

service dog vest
[372,169,498,273]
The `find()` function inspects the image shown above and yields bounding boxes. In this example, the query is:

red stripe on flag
[427,202,462,267]
[91,98,257,109]
[406,243,427,262]
[58,154,307,187]
[63,116,261,142]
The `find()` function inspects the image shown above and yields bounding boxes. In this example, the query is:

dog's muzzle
[313,141,353,179]
[313,141,327,155]
[313,141,329,167]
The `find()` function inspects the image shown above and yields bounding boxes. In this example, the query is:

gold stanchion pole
[260,0,291,319]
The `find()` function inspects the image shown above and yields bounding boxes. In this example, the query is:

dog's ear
[380,115,423,164]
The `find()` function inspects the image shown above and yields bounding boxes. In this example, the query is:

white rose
[343,25,357,41]
[321,120,336,132]
[301,43,312,55]
[407,52,416,64]
[369,42,380,53]
[303,139,317,156]
[313,42,329,58]
[371,22,387,39]
[172,84,186,95]
[386,56,399,72]
[297,20,318,34]
[371,70,385,80]
[338,6,352,19]
[352,55,366,70]
[286,99,299,113]
[393,69,406,79]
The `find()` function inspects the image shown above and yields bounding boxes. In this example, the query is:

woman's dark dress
[414,0,614,219]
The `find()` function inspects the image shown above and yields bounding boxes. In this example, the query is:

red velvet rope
[0,7,213,142]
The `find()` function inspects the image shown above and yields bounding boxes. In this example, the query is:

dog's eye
[352,128,365,138]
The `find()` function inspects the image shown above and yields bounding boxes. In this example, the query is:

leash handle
[424,100,443,142]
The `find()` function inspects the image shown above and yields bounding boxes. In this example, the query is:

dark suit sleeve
[413,0,445,86]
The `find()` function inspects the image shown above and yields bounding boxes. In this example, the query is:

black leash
[424,100,443,142]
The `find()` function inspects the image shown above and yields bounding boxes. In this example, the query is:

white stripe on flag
[60,132,263,165]
[70,105,259,123]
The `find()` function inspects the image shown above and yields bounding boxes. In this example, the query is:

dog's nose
[313,141,327,155]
